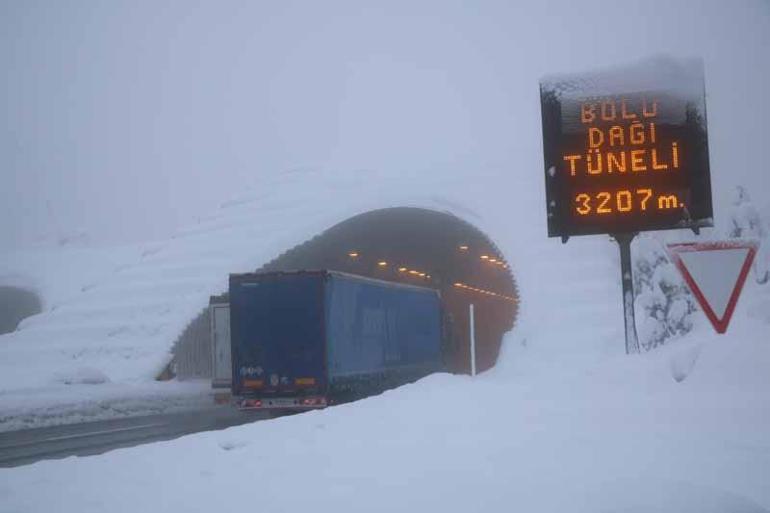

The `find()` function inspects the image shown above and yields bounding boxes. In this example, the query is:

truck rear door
[229,273,326,399]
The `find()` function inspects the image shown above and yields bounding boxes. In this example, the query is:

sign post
[614,233,640,354]
[540,57,713,354]
[469,303,477,376]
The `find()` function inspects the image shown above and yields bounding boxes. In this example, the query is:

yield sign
[667,240,758,334]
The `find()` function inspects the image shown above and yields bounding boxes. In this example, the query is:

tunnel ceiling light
[348,252,359,258]
[365,255,432,281]
[459,245,469,251]
[489,258,497,263]
[480,255,489,260]
[453,281,517,303]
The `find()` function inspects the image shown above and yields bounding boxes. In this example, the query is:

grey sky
[1,1,768,249]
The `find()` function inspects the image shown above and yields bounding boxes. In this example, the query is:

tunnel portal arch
[171,207,518,378]
[0,286,43,335]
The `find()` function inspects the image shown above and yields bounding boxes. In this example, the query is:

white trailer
[209,298,232,389]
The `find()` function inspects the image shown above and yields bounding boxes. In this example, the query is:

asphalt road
[0,407,272,468]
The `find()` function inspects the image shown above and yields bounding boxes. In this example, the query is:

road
[0,407,271,468]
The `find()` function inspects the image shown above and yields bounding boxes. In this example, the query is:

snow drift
[0,280,768,512]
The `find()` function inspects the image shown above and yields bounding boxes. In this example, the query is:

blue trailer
[229,270,444,410]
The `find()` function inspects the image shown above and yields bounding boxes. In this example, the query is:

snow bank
[1,282,767,512]
[0,166,767,509]
[0,380,215,433]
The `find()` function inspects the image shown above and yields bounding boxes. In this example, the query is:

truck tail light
[301,396,327,407]
[241,399,262,408]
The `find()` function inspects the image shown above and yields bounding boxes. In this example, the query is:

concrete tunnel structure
[171,207,519,378]
[0,286,42,336]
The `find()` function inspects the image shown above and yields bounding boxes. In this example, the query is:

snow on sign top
[540,56,713,239]
[667,240,758,334]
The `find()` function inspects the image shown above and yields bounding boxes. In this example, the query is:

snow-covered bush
[726,186,764,239]
[632,186,769,351]
[632,235,697,351]
[726,186,768,284]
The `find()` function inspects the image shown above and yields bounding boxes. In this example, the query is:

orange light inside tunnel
[377,261,387,267]
[348,252,359,258]
[480,255,489,260]
[453,282,517,303]
[398,267,407,272]
[459,245,469,251]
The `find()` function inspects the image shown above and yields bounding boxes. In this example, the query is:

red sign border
[666,240,758,334]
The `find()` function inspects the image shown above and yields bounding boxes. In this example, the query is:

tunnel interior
[171,207,518,378]
[258,207,518,373]
[0,286,43,335]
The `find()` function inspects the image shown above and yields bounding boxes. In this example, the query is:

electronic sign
[540,57,713,239]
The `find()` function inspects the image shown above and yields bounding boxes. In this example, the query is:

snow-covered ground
[0,380,215,433]
[1,277,768,512]
[0,164,767,510]
[1,0,768,508]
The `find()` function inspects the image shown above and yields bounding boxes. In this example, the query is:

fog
[1,0,768,249]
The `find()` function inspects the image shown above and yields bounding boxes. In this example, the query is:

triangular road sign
[667,240,758,334]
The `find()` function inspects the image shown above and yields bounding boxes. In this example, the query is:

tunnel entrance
[0,286,43,335]
[171,207,518,378]
[258,207,518,373]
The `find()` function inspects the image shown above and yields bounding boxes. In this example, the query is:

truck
[228,270,444,410]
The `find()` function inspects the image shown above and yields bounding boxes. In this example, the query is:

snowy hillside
[0,244,141,312]
[2,166,767,511]
[0,165,625,423]
[1,276,768,512]
[1,0,768,508]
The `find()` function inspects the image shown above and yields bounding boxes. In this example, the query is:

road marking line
[38,423,169,443]
[2,422,170,448]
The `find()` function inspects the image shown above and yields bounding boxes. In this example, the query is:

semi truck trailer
[229,270,444,410]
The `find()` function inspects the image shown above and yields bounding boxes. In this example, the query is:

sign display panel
[540,57,713,238]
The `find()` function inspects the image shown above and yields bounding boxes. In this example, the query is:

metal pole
[469,303,476,376]
[615,233,640,354]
